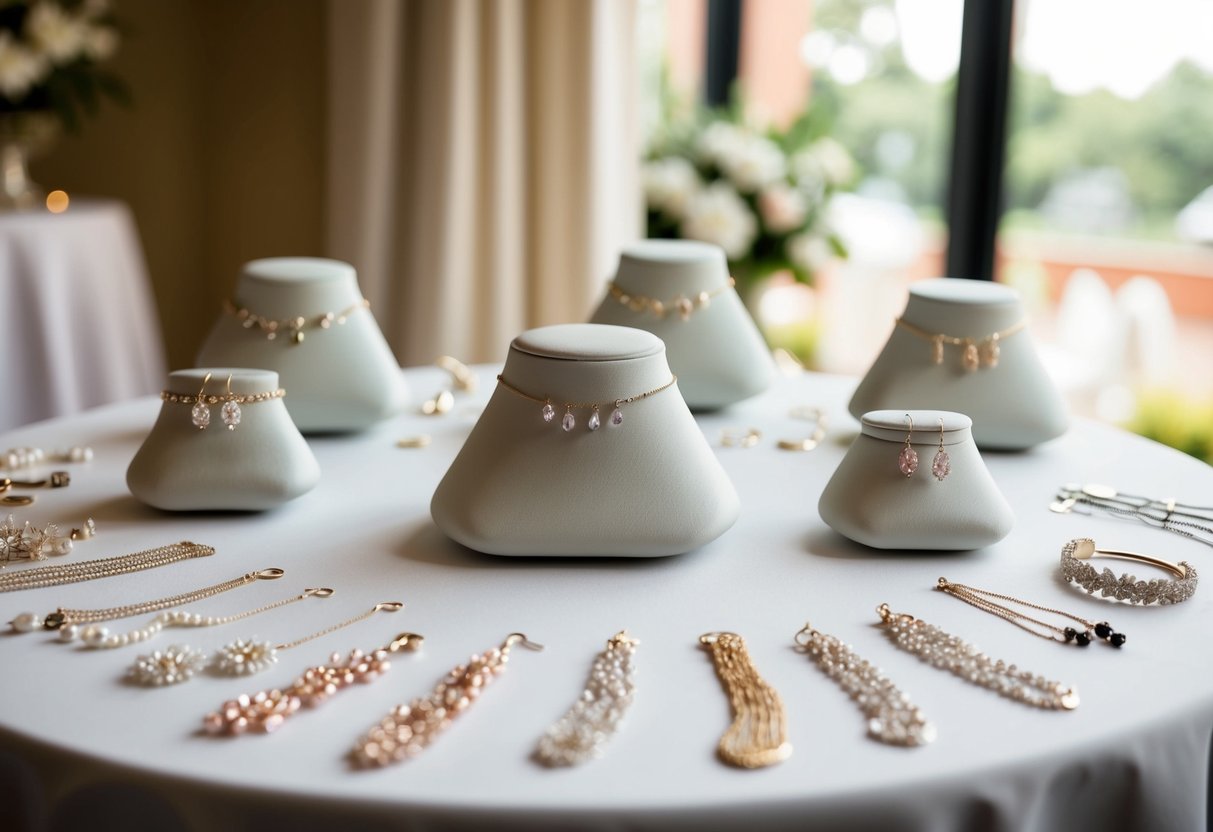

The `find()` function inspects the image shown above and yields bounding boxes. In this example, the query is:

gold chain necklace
[495,374,678,432]
[224,297,371,344]
[607,277,735,321]
[699,631,792,768]
[937,578,1125,648]
[28,567,285,632]
[895,317,1027,370]
[0,540,213,595]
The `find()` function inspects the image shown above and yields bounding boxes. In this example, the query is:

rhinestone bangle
[1059,537,1198,605]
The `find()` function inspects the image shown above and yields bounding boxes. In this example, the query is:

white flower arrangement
[645,105,853,288]
[0,1,125,131]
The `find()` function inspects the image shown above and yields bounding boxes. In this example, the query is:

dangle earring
[191,372,214,430]
[931,417,950,481]
[898,414,918,477]
[221,374,242,431]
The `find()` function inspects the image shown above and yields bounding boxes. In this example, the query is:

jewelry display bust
[430,324,739,556]
[196,257,407,433]
[818,409,1014,550]
[127,369,320,511]
[589,240,774,410]
[848,278,1068,449]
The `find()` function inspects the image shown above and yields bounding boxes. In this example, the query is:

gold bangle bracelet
[1059,537,1197,605]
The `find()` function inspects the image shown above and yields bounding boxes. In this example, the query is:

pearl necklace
[877,603,1080,710]
[607,277,735,321]
[535,631,638,766]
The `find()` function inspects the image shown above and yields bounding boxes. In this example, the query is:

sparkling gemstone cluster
[1060,538,1197,605]
[878,605,1079,710]
[798,627,935,747]
[204,646,393,736]
[898,446,918,477]
[351,640,518,767]
[0,515,83,562]
[535,632,638,766]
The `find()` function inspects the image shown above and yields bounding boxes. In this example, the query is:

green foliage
[1130,392,1213,465]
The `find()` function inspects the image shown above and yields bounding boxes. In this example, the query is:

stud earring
[190,372,214,430]
[220,374,242,431]
[898,414,918,477]
[931,417,950,481]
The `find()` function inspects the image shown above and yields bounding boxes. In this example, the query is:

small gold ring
[720,428,761,448]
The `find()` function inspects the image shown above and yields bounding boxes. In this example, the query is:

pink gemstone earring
[898,414,918,477]
[931,418,951,481]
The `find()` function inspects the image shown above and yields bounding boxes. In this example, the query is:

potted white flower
[0,0,126,210]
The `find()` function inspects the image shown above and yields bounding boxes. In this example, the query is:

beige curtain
[327,0,640,365]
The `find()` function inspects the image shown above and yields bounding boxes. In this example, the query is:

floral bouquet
[643,107,854,288]
[0,0,125,131]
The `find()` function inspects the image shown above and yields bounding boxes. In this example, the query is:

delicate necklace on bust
[895,317,1027,371]
[224,297,371,344]
[607,277,735,321]
[495,374,678,432]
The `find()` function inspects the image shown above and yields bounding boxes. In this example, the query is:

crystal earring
[190,372,214,430]
[931,417,950,481]
[220,374,242,431]
[898,414,918,477]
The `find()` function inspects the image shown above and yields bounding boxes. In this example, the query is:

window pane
[641,0,963,375]
[1000,0,1213,460]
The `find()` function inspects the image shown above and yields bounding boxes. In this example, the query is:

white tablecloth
[0,199,165,432]
[0,367,1210,831]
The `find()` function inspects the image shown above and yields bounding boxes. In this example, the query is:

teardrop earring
[931,417,951,481]
[190,372,213,430]
[220,374,242,431]
[898,414,918,477]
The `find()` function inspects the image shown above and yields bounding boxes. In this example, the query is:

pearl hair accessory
[699,631,792,769]
[0,445,94,470]
[10,565,280,635]
[0,515,95,563]
[876,603,1080,710]
[128,600,403,687]
[495,374,678,433]
[350,632,544,767]
[535,631,638,767]
[203,631,424,736]
[794,622,936,747]
[76,587,333,650]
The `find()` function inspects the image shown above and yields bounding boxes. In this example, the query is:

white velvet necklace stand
[818,409,1014,550]
[127,368,320,511]
[589,240,775,410]
[431,324,740,556]
[196,258,407,433]
[848,278,1068,449]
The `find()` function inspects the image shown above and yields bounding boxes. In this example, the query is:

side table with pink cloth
[0,198,165,432]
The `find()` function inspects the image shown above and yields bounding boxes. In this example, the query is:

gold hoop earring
[898,414,918,477]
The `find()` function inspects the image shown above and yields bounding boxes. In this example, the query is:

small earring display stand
[589,240,775,410]
[431,323,740,556]
[848,278,1068,450]
[127,368,320,511]
[818,410,1014,550]
[196,257,407,433]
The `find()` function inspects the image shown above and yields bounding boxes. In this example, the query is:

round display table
[1,367,1210,832]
